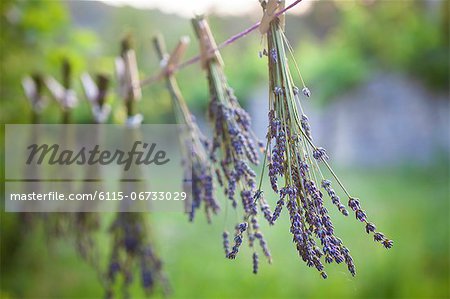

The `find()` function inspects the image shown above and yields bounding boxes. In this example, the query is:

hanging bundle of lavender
[23,66,99,273]
[105,162,170,297]
[73,73,112,274]
[153,34,220,223]
[192,16,271,272]
[257,0,392,278]
[21,73,46,228]
[106,212,169,298]
[105,48,169,297]
[39,58,78,241]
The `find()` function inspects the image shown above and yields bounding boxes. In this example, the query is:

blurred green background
[1,0,449,298]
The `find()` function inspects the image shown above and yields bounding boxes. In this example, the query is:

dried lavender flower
[73,212,101,271]
[106,212,169,297]
[348,197,361,211]
[321,179,349,216]
[253,252,259,274]
[374,232,385,242]
[204,58,259,208]
[313,147,329,161]
[355,209,367,222]
[153,35,219,223]
[223,231,230,256]
[254,231,272,263]
[302,87,311,97]
[258,194,274,225]
[193,16,271,271]
[259,6,392,278]
[300,114,313,140]
[271,199,285,223]
[365,222,376,234]
[383,239,394,249]
[227,222,248,259]
[270,48,278,63]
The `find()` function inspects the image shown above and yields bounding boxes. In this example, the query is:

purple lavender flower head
[321,179,332,188]
[106,213,169,297]
[339,204,349,216]
[108,261,121,281]
[141,267,154,290]
[313,147,329,161]
[382,239,394,249]
[355,209,367,222]
[274,86,283,96]
[300,114,313,140]
[348,197,361,211]
[238,222,248,232]
[374,232,385,242]
[365,222,376,234]
[302,87,311,97]
[253,252,259,274]
[223,231,230,256]
[270,48,278,63]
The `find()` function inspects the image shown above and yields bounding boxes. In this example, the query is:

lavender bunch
[106,213,169,298]
[192,17,261,205]
[73,211,101,272]
[188,134,220,222]
[258,1,392,278]
[192,16,271,269]
[73,164,102,275]
[153,35,220,223]
[174,103,219,223]
[205,59,260,208]
[105,66,169,298]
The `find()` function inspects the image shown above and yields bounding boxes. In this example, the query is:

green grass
[1,165,449,299]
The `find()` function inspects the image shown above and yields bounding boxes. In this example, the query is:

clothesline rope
[138,0,303,89]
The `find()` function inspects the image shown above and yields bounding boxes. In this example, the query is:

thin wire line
[138,0,304,88]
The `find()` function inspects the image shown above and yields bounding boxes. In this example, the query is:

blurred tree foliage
[297,0,449,104]
[0,0,100,123]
